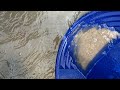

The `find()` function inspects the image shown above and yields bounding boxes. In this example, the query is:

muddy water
[0,11,88,79]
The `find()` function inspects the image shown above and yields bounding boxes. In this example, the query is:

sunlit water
[0,11,88,79]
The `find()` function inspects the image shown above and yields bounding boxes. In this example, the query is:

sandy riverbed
[0,11,88,79]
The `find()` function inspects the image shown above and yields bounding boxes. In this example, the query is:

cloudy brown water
[0,11,88,79]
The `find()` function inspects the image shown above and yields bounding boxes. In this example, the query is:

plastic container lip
[55,11,120,79]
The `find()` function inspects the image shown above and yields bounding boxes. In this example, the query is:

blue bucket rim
[55,11,120,79]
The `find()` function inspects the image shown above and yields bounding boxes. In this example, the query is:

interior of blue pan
[55,11,120,79]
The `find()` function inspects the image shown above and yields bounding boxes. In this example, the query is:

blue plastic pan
[55,11,120,79]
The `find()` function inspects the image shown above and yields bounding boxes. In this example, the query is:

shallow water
[0,11,88,79]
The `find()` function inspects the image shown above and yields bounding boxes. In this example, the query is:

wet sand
[76,27,119,70]
[0,11,88,79]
